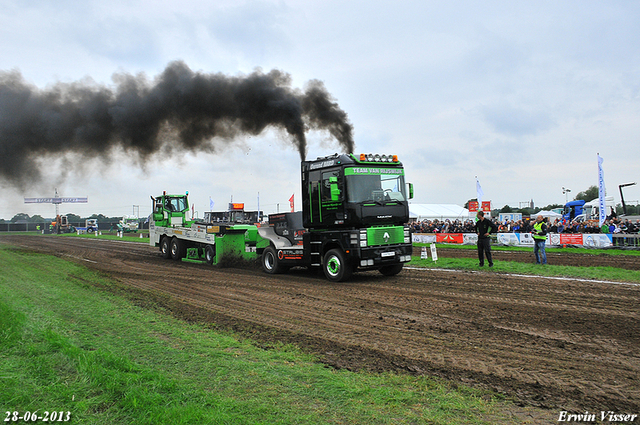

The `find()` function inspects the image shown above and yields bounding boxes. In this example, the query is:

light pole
[562,187,571,204]
[619,182,637,216]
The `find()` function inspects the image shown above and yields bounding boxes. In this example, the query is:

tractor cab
[151,192,191,227]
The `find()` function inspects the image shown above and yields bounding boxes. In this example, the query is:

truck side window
[321,171,342,202]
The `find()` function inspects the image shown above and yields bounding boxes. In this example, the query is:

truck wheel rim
[327,256,341,277]
[265,252,275,270]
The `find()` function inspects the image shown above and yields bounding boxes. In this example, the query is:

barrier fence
[0,222,149,232]
[3,225,639,248]
[412,232,640,248]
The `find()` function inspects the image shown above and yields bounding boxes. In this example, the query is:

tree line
[1,213,138,224]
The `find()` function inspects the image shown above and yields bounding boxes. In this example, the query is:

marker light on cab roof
[358,153,399,163]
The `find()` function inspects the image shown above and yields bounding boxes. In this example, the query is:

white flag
[476,178,484,205]
[598,154,606,226]
[209,197,214,211]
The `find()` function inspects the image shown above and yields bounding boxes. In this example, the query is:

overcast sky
[1,0,639,220]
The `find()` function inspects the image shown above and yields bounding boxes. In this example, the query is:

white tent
[534,210,562,219]
[409,204,470,221]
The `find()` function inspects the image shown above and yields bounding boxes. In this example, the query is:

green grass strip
[414,242,640,256]
[410,256,640,284]
[0,245,522,424]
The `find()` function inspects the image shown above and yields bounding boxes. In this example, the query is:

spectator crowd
[411,217,640,234]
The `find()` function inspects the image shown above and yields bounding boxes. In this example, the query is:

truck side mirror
[330,176,341,201]
[408,183,414,199]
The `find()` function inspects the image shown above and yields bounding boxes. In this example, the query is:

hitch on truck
[258,153,414,281]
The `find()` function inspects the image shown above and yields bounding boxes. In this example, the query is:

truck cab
[563,200,586,222]
[259,153,413,281]
[302,153,410,228]
[151,193,192,228]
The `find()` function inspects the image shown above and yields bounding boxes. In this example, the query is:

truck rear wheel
[161,237,171,259]
[262,246,285,274]
[379,264,403,276]
[170,237,185,260]
[323,249,352,282]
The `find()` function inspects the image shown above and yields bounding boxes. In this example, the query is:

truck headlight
[360,230,367,247]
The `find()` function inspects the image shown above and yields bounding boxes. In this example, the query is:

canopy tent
[533,210,562,219]
[409,204,470,221]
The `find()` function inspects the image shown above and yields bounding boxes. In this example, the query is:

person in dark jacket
[474,211,498,267]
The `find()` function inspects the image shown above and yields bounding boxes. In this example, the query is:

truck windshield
[165,196,188,212]
[345,167,406,203]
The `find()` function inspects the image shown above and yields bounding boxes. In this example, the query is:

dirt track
[3,235,639,419]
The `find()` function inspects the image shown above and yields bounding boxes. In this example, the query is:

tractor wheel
[262,246,285,274]
[160,237,171,259]
[379,263,403,276]
[323,249,352,282]
[205,245,216,265]
[170,238,185,260]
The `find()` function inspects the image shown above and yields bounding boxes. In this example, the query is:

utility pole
[562,187,571,204]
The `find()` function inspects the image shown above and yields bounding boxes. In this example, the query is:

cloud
[478,104,555,137]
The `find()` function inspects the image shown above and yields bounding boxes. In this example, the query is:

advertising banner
[560,234,583,245]
[582,234,613,248]
[412,234,436,244]
[414,233,613,248]
[436,233,463,244]
[497,232,535,247]
[463,233,478,245]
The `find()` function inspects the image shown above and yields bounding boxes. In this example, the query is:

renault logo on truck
[383,232,390,242]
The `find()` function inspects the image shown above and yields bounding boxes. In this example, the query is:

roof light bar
[358,153,399,163]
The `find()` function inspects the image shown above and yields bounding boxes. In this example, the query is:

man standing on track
[475,211,497,267]
[532,215,548,265]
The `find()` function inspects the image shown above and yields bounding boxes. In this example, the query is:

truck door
[305,168,345,227]
[319,169,344,224]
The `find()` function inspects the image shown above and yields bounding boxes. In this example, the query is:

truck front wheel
[161,237,171,259]
[323,249,352,282]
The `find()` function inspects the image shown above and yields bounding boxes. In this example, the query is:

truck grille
[366,226,404,246]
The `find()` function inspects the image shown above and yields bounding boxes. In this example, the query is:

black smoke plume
[0,61,355,188]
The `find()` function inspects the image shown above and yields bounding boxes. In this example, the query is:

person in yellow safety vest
[532,215,548,265]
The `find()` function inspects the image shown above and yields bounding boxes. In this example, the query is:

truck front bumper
[355,243,412,268]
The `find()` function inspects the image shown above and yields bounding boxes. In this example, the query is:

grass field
[415,241,640,256]
[0,244,526,425]
[410,255,640,284]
